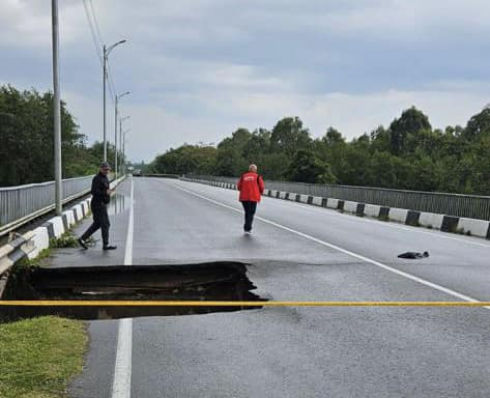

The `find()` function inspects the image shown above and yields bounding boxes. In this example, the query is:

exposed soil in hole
[1,262,265,322]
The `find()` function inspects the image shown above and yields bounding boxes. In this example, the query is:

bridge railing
[186,175,490,221]
[0,175,94,235]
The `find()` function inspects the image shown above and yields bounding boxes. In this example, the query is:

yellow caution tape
[0,300,489,307]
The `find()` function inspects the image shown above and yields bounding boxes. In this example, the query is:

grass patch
[50,232,78,249]
[15,248,51,269]
[0,316,87,398]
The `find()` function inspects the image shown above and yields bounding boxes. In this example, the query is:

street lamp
[121,128,130,175]
[51,0,62,215]
[119,117,130,175]
[115,92,130,179]
[103,39,126,162]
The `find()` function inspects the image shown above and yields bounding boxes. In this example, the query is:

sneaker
[78,238,88,250]
[244,230,252,235]
[103,245,117,251]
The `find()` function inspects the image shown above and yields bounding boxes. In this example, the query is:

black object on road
[398,251,430,259]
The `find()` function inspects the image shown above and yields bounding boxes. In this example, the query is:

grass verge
[0,317,87,398]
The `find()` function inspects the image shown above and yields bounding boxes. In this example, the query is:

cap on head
[100,161,111,169]
[249,164,257,172]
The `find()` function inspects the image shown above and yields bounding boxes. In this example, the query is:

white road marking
[123,178,135,266]
[173,183,486,307]
[186,180,490,249]
[259,194,490,249]
[111,177,134,398]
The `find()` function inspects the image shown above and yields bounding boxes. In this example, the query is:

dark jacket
[91,172,111,205]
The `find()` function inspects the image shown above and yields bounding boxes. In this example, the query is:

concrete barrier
[457,218,490,238]
[419,212,444,229]
[180,177,490,241]
[48,216,65,238]
[312,196,323,206]
[364,204,381,218]
[343,201,358,214]
[327,198,339,209]
[299,195,309,204]
[389,208,409,223]
[30,227,50,258]
[0,175,128,278]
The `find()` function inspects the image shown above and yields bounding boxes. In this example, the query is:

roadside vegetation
[0,224,91,398]
[0,84,125,187]
[148,106,490,196]
[0,316,87,398]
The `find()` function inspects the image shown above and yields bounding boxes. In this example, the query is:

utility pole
[115,92,130,179]
[119,116,130,175]
[103,44,107,162]
[122,128,130,173]
[102,40,126,162]
[51,0,62,215]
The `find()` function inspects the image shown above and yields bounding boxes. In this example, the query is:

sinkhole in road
[0,262,265,322]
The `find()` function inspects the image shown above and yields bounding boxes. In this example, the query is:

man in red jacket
[237,164,265,234]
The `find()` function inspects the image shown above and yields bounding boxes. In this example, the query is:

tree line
[149,106,490,195]
[0,85,124,187]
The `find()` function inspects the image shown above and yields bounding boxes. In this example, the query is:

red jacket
[237,172,265,202]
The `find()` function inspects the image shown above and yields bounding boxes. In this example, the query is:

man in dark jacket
[78,162,117,250]
[237,164,265,234]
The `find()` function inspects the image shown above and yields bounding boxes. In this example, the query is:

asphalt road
[63,176,490,398]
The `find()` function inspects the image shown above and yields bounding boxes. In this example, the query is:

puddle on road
[0,262,264,322]
[107,193,129,216]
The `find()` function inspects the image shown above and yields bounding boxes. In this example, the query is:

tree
[286,149,336,184]
[389,107,432,155]
[270,117,312,156]
[463,107,490,142]
[0,85,95,186]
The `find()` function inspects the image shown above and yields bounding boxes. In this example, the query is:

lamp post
[51,0,62,215]
[103,39,126,162]
[115,92,130,179]
[119,117,130,175]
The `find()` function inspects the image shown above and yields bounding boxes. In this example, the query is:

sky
[1,0,490,162]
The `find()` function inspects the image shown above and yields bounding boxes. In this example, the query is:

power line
[89,0,104,47]
[82,0,102,64]
[82,0,116,103]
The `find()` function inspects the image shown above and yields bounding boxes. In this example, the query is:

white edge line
[184,179,490,249]
[172,182,485,307]
[260,194,490,249]
[112,176,134,398]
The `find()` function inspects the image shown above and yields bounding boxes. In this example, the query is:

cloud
[2,1,490,161]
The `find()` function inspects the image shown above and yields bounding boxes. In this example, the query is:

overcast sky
[2,0,490,162]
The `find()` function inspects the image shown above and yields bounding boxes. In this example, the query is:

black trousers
[241,201,258,232]
[81,201,110,246]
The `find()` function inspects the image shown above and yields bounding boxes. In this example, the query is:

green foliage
[150,106,490,196]
[0,85,125,187]
[287,149,336,183]
[49,232,79,249]
[0,316,87,398]
[151,144,218,175]
[14,248,51,269]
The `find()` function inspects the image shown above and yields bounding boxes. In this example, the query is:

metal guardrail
[0,175,94,235]
[135,173,179,179]
[186,175,490,221]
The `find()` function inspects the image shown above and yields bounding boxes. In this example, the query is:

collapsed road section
[0,262,264,322]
